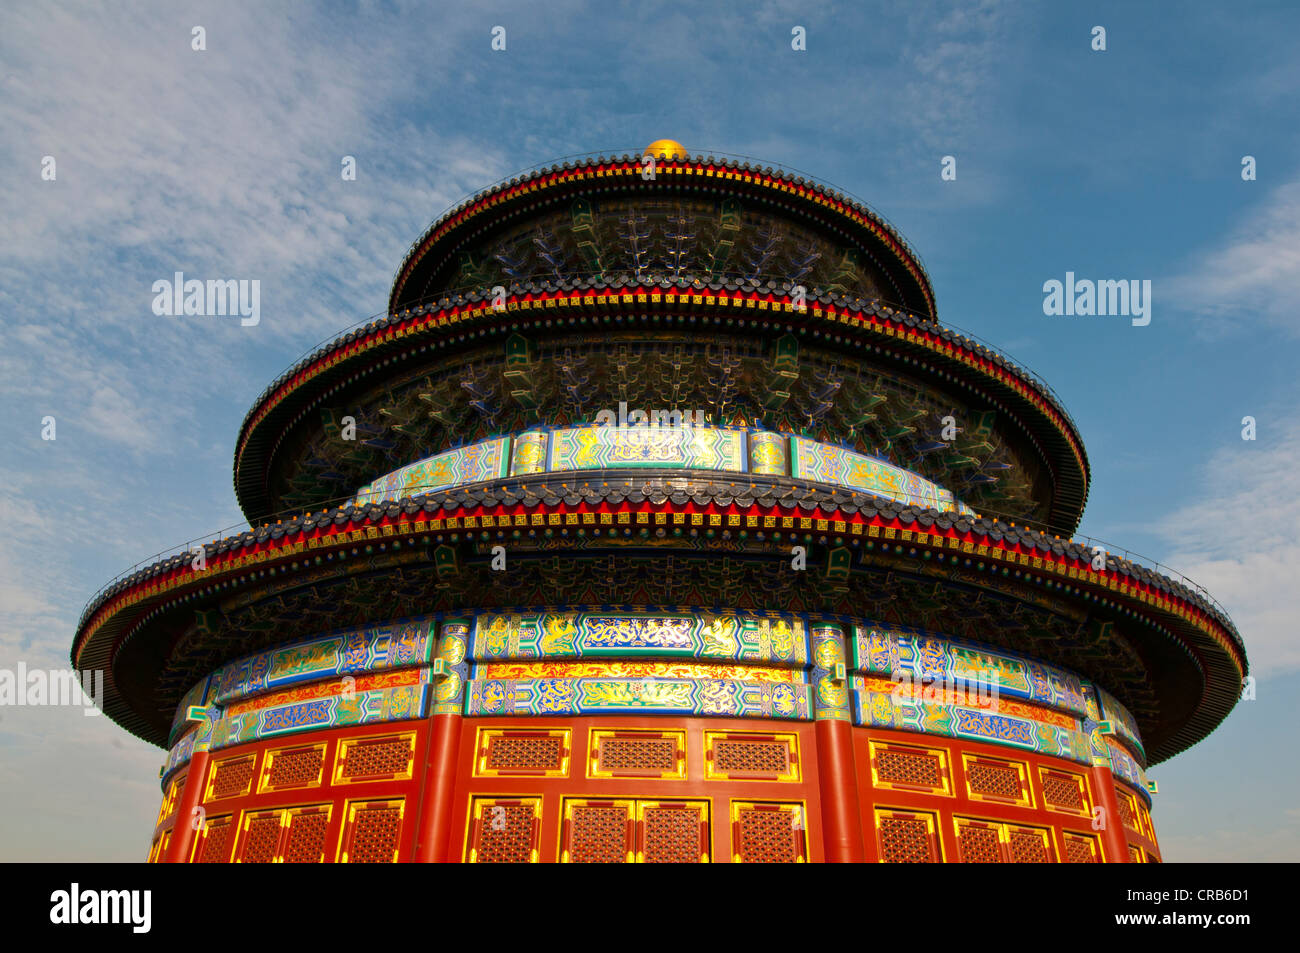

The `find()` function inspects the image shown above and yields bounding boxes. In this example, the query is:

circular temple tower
[74,142,1246,863]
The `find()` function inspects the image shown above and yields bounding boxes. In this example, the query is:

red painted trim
[76,494,1242,681]
[389,158,930,314]
[234,288,1077,478]
[853,726,1157,863]
[162,751,209,863]
[139,715,1168,863]
[449,715,824,863]
[175,720,428,862]
[1090,764,1133,863]
[814,719,866,862]
[414,713,462,862]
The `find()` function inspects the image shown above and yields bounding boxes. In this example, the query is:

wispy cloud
[0,2,514,462]
[1164,178,1300,337]
[2,0,1293,864]
[1155,414,1300,677]
[0,1,514,861]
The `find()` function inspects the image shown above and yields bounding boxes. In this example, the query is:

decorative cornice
[388,154,935,317]
[74,472,1243,761]
[232,281,1089,530]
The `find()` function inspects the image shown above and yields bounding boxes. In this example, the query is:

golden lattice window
[283,808,331,863]
[641,802,708,863]
[588,730,685,779]
[341,800,404,863]
[718,740,787,772]
[156,774,183,825]
[195,815,233,864]
[1139,804,1154,838]
[1006,825,1054,863]
[206,756,255,800]
[964,756,1028,805]
[336,735,415,783]
[1115,790,1139,832]
[732,802,806,863]
[559,798,709,863]
[467,798,540,863]
[149,831,169,863]
[956,820,1003,863]
[706,732,799,781]
[1040,770,1088,813]
[477,729,571,777]
[604,738,674,769]
[262,745,325,792]
[876,809,939,863]
[1062,831,1100,863]
[870,742,950,794]
[952,818,1055,864]
[563,800,632,863]
[238,811,283,863]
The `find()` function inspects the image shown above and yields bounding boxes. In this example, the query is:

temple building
[73,141,1246,863]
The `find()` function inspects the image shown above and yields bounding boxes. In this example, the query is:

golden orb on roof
[643,138,689,160]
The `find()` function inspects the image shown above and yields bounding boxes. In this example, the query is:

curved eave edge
[389,154,935,317]
[75,477,1243,750]
[231,286,1089,527]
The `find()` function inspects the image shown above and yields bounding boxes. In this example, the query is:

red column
[815,718,866,862]
[810,622,866,862]
[414,713,462,862]
[1090,764,1132,863]
[413,618,470,863]
[162,751,210,864]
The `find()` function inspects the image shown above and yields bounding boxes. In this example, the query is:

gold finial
[644,139,689,160]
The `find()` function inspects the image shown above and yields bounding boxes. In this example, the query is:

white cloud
[0,2,512,460]
[1165,179,1300,336]
[1155,417,1300,677]
[0,1,515,860]
[3,0,1285,864]
[897,1,1011,153]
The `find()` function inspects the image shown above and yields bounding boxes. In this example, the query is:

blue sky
[1,0,1297,861]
